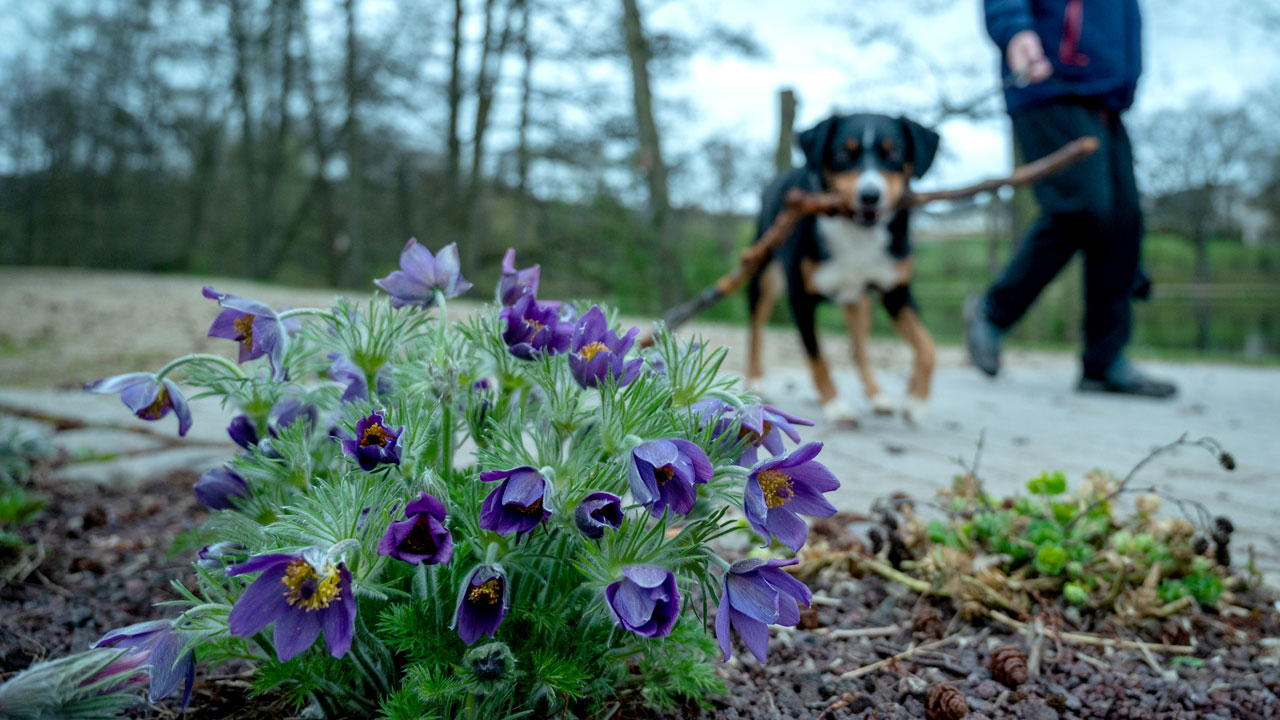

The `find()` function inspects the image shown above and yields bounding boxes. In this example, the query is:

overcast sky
[644,0,1280,198]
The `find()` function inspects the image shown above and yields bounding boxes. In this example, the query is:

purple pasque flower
[478,466,551,536]
[453,563,510,645]
[227,414,258,449]
[734,403,814,466]
[715,558,812,663]
[327,353,392,403]
[377,491,454,566]
[568,305,642,389]
[197,541,248,570]
[202,286,287,381]
[497,248,540,306]
[500,294,571,360]
[744,442,839,552]
[268,395,318,437]
[227,552,355,662]
[340,411,403,471]
[374,239,473,308]
[92,620,196,708]
[574,491,623,539]
[84,373,192,437]
[606,565,680,638]
[194,466,249,510]
[627,439,713,517]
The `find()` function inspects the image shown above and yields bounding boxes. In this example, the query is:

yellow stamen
[524,318,545,339]
[512,497,544,516]
[756,469,795,509]
[738,420,773,443]
[138,387,170,420]
[578,341,610,362]
[360,423,393,448]
[467,577,502,606]
[281,559,342,612]
[234,314,256,351]
[655,465,676,487]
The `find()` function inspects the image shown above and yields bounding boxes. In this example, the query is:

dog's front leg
[841,297,892,416]
[892,306,936,426]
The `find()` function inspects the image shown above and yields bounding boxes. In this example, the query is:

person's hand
[1007,30,1052,83]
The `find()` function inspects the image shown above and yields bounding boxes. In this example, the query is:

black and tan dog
[745,113,940,426]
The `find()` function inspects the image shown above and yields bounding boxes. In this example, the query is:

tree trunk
[342,0,366,287]
[298,0,341,287]
[620,0,677,304]
[515,0,534,244]
[444,0,465,236]
[229,0,265,273]
[465,0,515,271]
[774,88,796,174]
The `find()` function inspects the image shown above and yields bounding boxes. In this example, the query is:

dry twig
[987,610,1195,654]
[840,634,962,679]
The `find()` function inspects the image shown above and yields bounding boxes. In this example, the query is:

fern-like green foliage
[0,649,143,720]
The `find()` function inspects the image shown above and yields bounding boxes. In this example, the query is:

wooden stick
[637,135,1100,346]
[987,610,1195,654]
[839,634,961,679]
[813,625,902,639]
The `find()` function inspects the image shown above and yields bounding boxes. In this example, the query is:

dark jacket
[985,0,1142,113]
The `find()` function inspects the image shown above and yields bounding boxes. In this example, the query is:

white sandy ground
[1,268,1277,584]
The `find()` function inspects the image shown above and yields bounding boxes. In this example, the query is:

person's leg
[1080,113,1139,379]
[1076,114,1176,397]
[967,101,1111,375]
[986,103,1113,331]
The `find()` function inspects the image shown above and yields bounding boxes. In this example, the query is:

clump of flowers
[21,243,844,718]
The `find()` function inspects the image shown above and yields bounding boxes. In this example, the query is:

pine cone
[1214,515,1235,536]
[1193,536,1210,555]
[925,683,968,720]
[987,646,1028,688]
[913,606,945,640]
[1160,618,1191,647]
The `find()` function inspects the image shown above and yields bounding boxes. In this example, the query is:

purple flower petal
[272,605,324,662]
[730,607,771,663]
[227,564,292,636]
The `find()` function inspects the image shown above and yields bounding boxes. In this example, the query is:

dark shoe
[964,295,1002,377]
[1077,358,1177,399]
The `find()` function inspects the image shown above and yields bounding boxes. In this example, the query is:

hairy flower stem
[276,307,332,321]
[440,405,454,479]
[154,353,247,382]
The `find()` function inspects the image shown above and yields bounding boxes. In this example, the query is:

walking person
[966,0,1176,398]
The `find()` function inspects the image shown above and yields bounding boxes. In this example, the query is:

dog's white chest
[810,217,900,304]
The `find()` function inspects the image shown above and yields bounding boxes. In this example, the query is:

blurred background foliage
[0,0,1277,360]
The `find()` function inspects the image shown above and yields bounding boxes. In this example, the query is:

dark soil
[702,518,1280,720]
[4,473,1278,720]
[0,470,295,719]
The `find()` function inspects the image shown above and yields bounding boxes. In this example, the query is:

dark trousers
[986,100,1142,378]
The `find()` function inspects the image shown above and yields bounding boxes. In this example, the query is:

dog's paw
[821,399,860,427]
[868,393,895,416]
[902,396,928,427]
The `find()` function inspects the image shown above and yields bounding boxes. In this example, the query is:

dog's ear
[898,117,940,179]
[796,116,839,171]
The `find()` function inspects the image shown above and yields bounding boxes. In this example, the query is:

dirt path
[2,268,1277,583]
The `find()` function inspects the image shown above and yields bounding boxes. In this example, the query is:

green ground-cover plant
[868,437,1239,623]
[0,419,50,552]
[0,241,844,720]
